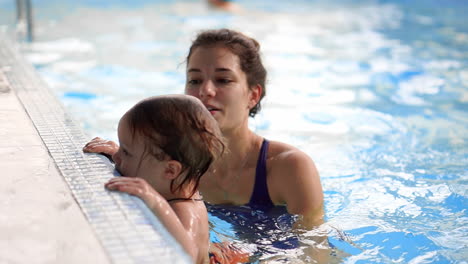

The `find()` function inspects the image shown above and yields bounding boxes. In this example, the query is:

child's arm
[105,177,199,262]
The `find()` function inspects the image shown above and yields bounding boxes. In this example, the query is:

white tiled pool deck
[0,89,110,263]
[1,34,190,263]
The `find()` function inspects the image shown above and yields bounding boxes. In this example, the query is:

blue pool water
[1,0,467,263]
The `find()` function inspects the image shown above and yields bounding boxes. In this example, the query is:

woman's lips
[206,106,221,115]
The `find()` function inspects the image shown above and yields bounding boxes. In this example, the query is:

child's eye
[122,149,130,156]
[188,79,201,85]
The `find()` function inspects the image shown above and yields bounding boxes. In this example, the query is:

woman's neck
[220,127,260,168]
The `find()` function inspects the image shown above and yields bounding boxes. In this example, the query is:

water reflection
[208,203,354,263]
[2,0,466,262]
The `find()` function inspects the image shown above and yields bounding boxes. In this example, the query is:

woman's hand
[83,137,119,160]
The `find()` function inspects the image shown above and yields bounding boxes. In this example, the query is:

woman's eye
[217,78,231,84]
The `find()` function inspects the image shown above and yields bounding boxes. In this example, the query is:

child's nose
[112,151,121,165]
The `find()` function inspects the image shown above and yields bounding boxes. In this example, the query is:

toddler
[96,95,224,263]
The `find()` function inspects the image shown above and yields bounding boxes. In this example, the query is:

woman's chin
[211,111,222,121]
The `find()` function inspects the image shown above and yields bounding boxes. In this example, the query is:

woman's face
[185,46,257,132]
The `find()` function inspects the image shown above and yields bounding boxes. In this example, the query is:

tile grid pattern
[0,35,190,264]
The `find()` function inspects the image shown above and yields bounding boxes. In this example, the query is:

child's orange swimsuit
[209,242,249,264]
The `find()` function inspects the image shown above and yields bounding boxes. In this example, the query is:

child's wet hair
[187,28,267,117]
[126,95,224,196]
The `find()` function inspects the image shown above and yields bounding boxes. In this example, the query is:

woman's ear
[164,160,183,180]
[248,84,262,109]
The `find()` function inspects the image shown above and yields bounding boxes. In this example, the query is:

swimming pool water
[1,0,466,263]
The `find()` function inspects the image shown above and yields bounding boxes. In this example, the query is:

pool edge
[0,33,191,264]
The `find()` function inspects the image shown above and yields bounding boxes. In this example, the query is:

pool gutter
[0,32,191,264]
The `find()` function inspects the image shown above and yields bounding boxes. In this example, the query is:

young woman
[84,29,324,228]
[185,29,324,228]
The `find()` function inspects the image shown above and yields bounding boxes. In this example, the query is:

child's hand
[105,177,162,209]
[83,137,119,157]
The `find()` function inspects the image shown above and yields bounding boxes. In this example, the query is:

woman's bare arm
[269,149,331,263]
[269,148,324,228]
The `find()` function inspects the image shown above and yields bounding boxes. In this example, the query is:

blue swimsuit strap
[248,139,274,208]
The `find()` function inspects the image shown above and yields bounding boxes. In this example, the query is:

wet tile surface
[0,34,189,263]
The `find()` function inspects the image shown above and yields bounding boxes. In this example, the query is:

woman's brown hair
[187,28,267,117]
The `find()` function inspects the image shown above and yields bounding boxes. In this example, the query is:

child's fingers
[83,143,118,155]
[83,144,101,153]
[107,183,139,195]
[83,140,106,152]
[84,137,103,147]
[105,180,145,196]
[83,142,116,162]
[105,177,132,187]
[105,177,149,195]
[84,141,108,149]
[106,177,142,184]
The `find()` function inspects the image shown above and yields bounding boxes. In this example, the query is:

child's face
[112,115,166,189]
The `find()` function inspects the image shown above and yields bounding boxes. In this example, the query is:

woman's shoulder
[265,140,323,214]
[266,139,319,181]
[266,140,314,164]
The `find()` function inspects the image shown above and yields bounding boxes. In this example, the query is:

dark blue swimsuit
[248,139,274,208]
[207,139,300,253]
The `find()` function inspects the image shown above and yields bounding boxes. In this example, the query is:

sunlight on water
[1,0,466,262]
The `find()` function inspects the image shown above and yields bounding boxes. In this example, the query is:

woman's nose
[199,80,216,98]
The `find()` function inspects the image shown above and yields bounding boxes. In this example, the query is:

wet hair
[126,95,225,196]
[186,28,267,117]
